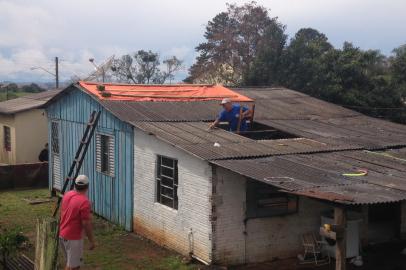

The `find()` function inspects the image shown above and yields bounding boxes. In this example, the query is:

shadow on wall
[0,162,48,190]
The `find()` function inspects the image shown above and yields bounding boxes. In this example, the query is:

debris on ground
[22,198,52,205]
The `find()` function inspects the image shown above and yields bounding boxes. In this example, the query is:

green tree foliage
[187,2,406,123]
[186,1,286,85]
[21,83,45,93]
[0,83,46,101]
[0,227,28,268]
[112,50,182,84]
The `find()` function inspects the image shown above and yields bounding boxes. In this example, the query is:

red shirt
[59,190,91,240]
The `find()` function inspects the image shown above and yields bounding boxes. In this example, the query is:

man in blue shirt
[209,98,252,132]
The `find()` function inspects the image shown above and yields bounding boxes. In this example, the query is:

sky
[0,0,405,83]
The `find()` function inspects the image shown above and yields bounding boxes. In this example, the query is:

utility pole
[55,57,59,88]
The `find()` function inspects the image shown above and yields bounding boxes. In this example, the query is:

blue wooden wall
[46,87,134,231]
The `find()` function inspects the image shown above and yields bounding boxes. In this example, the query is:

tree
[186,2,286,85]
[111,51,183,84]
[159,56,183,84]
[279,28,333,96]
[21,83,45,93]
[390,44,406,99]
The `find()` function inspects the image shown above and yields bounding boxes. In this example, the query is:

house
[0,90,61,165]
[46,82,406,266]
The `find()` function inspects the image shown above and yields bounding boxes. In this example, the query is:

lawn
[0,188,198,270]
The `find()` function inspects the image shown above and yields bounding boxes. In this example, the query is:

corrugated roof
[45,84,406,205]
[213,150,406,205]
[0,90,62,114]
[97,87,359,122]
[133,121,361,160]
[257,116,406,150]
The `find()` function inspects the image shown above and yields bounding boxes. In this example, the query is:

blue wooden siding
[46,88,134,231]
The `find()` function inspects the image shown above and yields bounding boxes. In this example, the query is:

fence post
[34,218,58,270]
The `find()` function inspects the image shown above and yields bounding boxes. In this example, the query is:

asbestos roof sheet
[62,84,406,152]
[133,121,360,160]
[232,88,360,120]
[212,149,406,205]
[0,90,62,114]
[257,115,406,150]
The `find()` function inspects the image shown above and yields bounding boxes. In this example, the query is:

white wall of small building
[133,128,213,263]
[0,109,48,165]
[15,109,48,164]
[213,166,332,265]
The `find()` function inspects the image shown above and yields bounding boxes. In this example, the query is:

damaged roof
[133,121,361,160]
[212,150,406,205]
[0,90,62,114]
[48,83,406,205]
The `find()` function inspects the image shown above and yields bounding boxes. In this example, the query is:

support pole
[334,207,347,270]
[55,57,59,89]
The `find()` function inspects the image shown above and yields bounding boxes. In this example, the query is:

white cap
[75,175,89,186]
[220,98,232,105]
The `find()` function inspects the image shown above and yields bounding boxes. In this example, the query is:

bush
[0,227,28,268]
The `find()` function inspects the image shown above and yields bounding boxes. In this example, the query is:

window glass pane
[156,180,161,202]
[161,176,173,188]
[174,186,178,210]
[161,156,174,167]
[161,185,174,199]
[100,135,110,173]
[161,196,173,208]
[51,122,59,153]
[161,167,174,178]
[174,160,178,185]
[3,126,11,151]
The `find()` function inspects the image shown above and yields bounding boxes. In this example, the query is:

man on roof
[209,98,253,132]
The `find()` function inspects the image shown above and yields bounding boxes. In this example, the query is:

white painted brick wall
[133,129,213,263]
[213,166,332,265]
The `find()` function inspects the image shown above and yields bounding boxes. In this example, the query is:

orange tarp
[78,81,253,102]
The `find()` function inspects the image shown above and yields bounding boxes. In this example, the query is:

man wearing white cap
[209,98,252,132]
[59,175,95,270]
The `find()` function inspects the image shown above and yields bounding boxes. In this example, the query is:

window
[156,155,178,209]
[51,121,60,154]
[96,134,115,176]
[246,179,298,218]
[3,126,11,151]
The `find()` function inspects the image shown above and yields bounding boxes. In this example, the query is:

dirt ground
[1,188,406,270]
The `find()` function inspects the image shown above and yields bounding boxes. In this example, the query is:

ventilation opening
[218,121,299,140]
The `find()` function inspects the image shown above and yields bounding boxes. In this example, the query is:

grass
[0,91,30,102]
[0,188,198,270]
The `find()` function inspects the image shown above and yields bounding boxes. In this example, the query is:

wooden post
[334,207,347,270]
[236,106,243,134]
[249,104,256,130]
[35,218,59,270]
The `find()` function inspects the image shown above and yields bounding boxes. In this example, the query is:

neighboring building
[0,90,60,165]
[46,82,406,265]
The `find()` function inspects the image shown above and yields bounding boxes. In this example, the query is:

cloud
[0,0,405,82]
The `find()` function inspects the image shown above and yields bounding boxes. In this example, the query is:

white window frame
[3,125,11,152]
[96,133,115,177]
[155,155,178,210]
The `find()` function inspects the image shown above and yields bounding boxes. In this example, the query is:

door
[51,121,62,190]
